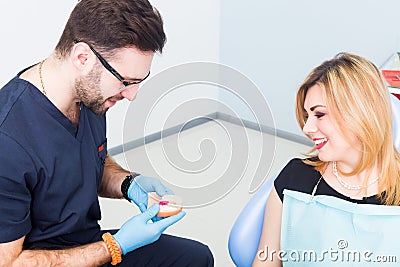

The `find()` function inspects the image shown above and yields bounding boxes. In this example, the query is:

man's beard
[75,64,108,115]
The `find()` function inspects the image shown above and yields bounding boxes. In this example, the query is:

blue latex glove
[113,203,186,254]
[127,175,174,209]
[138,202,163,222]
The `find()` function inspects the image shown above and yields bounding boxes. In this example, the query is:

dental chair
[228,93,400,267]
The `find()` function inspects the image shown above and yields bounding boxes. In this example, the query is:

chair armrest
[228,176,276,267]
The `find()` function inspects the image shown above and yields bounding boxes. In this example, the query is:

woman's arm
[252,186,283,267]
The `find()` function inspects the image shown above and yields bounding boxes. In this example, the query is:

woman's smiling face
[302,84,362,165]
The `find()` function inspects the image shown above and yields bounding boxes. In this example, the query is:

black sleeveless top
[274,158,382,205]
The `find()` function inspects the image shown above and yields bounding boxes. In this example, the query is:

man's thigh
[103,233,214,267]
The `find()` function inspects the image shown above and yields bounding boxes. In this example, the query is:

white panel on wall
[219,0,400,137]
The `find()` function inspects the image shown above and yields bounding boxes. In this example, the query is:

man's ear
[70,42,96,75]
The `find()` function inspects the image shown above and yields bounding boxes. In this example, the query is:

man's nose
[121,85,139,101]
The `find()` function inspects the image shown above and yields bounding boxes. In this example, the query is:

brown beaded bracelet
[102,232,122,265]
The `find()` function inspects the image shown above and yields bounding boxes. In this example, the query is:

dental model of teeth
[148,192,183,217]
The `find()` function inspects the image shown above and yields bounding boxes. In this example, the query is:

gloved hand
[127,175,174,209]
[113,203,186,254]
[138,202,163,222]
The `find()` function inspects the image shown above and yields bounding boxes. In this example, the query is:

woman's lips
[314,137,328,150]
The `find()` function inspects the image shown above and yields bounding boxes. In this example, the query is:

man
[0,0,214,266]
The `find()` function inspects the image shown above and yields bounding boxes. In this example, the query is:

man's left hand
[127,175,174,209]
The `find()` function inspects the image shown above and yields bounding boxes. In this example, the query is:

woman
[253,52,400,266]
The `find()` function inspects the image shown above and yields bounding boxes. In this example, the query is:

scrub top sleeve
[0,133,34,243]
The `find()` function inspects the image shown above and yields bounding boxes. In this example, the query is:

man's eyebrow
[124,71,151,81]
[124,75,144,81]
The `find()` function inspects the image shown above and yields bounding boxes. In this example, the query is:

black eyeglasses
[88,45,150,91]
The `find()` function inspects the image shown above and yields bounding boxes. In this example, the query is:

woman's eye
[315,112,325,118]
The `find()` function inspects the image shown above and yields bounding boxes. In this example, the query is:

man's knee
[185,240,214,267]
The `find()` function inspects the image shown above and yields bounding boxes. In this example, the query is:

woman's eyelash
[303,111,325,120]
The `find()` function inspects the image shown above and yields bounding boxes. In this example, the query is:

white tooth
[314,138,327,145]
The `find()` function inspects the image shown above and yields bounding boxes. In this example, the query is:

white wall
[219,0,400,137]
[4,0,400,146]
[107,0,221,148]
[0,1,75,85]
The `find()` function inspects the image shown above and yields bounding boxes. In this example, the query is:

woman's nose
[303,117,317,135]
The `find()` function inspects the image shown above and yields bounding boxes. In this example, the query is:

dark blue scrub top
[0,71,107,249]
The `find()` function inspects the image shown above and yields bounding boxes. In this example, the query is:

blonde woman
[253,52,400,267]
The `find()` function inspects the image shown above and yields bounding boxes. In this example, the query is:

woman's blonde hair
[295,52,400,205]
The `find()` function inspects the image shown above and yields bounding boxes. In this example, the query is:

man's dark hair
[55,0,166,57]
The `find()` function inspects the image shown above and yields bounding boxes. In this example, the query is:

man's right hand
[113,203,185,254]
